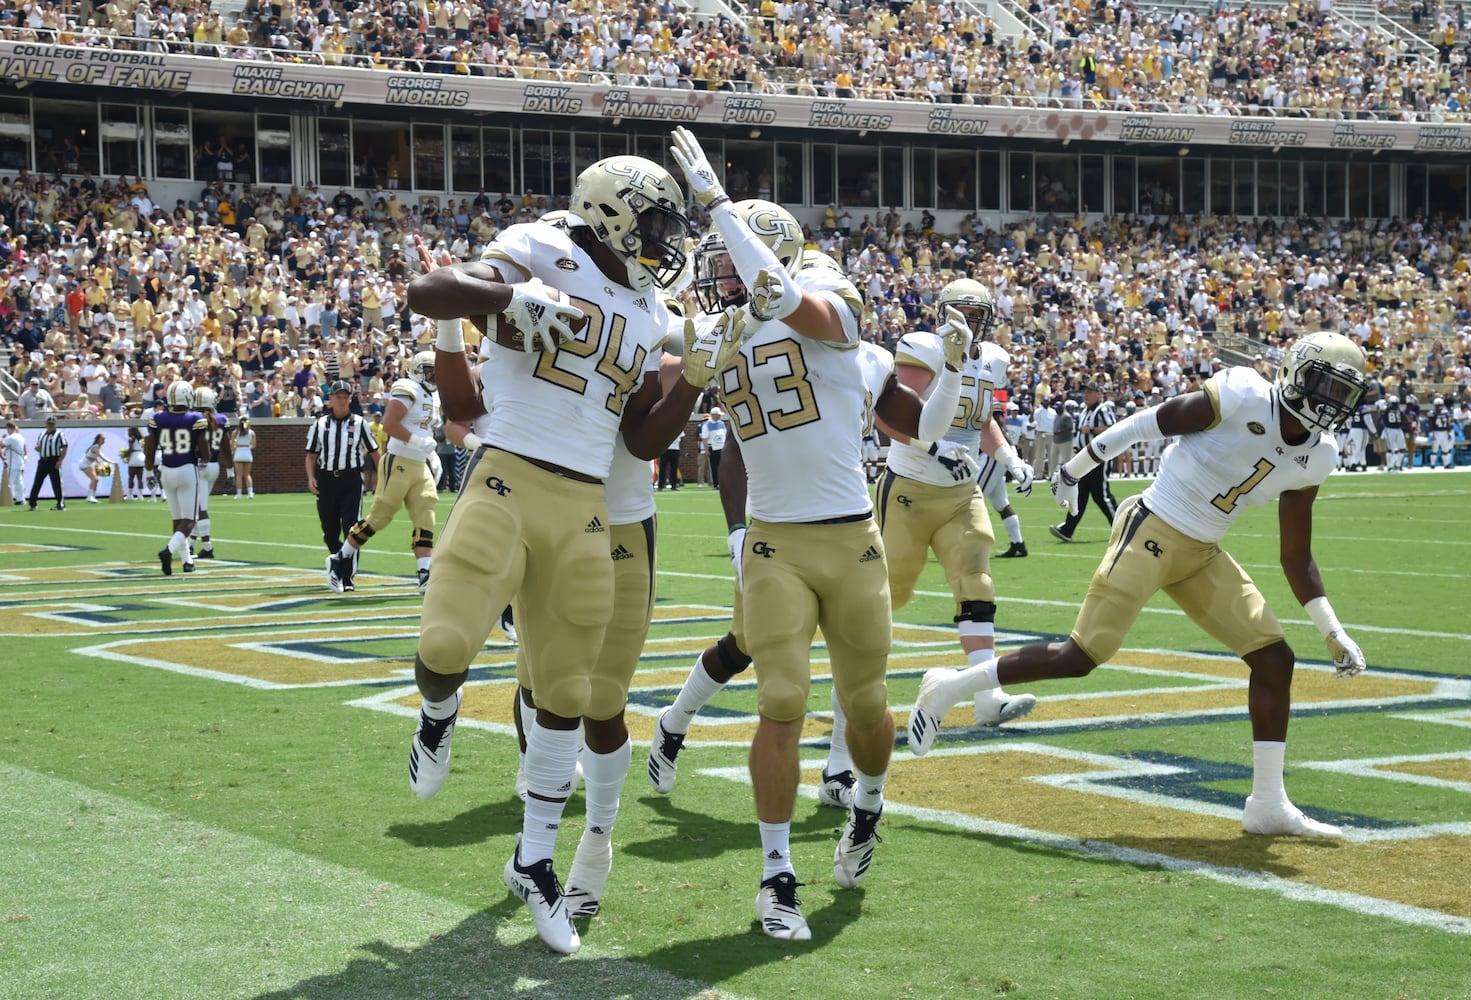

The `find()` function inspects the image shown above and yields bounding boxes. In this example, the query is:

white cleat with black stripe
[833,803,882,889]
[755,872,811,941]
[408,690,460,799]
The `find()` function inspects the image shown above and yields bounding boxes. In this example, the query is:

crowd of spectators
[3,0,1470,120]
[2,153,1468,440]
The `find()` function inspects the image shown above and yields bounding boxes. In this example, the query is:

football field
[3,471,1469,1000]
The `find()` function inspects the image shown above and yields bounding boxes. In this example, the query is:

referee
[27,416,68,511]
[1050,381,1117,541]
[305,381,378,577]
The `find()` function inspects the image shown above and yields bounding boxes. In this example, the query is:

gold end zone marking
[1381,758,1471,786]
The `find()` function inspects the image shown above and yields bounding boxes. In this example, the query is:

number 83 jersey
[478,222,669,480]
[1143,366,1339,544]
[716,266,873,523]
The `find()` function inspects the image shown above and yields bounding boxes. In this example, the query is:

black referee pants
[1059,462,1117,538]
[316,470,363,553]
[28,456,63,508]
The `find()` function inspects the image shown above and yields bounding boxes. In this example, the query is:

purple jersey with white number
[149,409,207,469]
[205,413,228,462]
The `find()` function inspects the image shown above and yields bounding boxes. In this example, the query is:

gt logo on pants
[484,476,511,495]
[751,541,777,558]
[1144,539,1163,558]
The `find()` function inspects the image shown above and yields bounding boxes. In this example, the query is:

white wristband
[436,317,465,353]
[1304,596,1341,639]
[460,431,482,451]
[918,366,961,442]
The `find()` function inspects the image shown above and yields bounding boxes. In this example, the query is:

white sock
[417,555,430,572]
[665,654,727,735]
[339,538,359,557]
[826,687,852,775]
[169,531,188,556]
[581,738,632,833]
[946,657,999,705]
[197,517,210,543]
[1251,741,1287,803]
[759,821,793,880]
[853,766,886,814]
[248,490,254,497]
[521,722,581,863]
[516,694,537,762]
[420,693,459,721]
[1003,513,1023,545]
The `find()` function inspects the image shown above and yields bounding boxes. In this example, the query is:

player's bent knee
[756,679,809,724]
[535,675,592,720]
[838,678,889,728]
[955,599,997,624]
[417,625,478,678]
[412,528,434,549]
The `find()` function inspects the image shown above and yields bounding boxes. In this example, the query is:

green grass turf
[2,470,1469,999]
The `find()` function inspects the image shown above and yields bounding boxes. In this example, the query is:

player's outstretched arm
[1279,485,1366,678]
[620,350,703,461]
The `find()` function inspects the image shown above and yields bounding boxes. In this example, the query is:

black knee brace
[412,528,434,549]
[349,521,376,544]
[955,600,997,625]
[716,632,751,676]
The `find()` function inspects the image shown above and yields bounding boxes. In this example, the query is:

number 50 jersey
[477,222,671,480]
[1143,366,1339,543]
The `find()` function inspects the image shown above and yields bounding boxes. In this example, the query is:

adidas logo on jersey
[611,544,634,561]
[858,545,882,563]
[1295,454,1311,468]
[585,517,605,533]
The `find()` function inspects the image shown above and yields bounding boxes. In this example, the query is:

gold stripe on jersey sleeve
[481,251,530,281]
[895,352,934,370]
[1202,377,1223,431]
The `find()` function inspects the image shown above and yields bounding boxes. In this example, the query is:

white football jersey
[885,333,997,487]
[479,223,669,479]
[858,340,895,434]
[718,267,869,522]
[1143,366,1339,544]
[387,377,440,461]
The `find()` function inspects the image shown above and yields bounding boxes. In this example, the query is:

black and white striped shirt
[1074,400,1116,454]
[37,429,67,459]
[305,413,378,473]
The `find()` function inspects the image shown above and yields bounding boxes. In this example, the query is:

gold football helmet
[166,380,195,410]
[570,155,690,291]
[407,350,437,391]
[935,278,996,349]
[193,387,217,411]
[1277,332,1367,433]
[732,199,802,275]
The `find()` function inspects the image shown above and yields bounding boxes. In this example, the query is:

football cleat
[182,560,195,574]
[563,827,614,919]
[408,689,460,799]
[416,567,430,595]
[908,669,960,757]
[158,548,172,577]
[996,541,1028,558]
[198,547,214,559]
[500,611,517,644]
[504,835,580,954]
[755,872,811,941]
[974,689,1037,727]
[1048,524,1074,543]
[817,769,855,810]
[646,705,686,794]
[833,803,883,889]
[326,551,354,594]
[1242,796,1344,839]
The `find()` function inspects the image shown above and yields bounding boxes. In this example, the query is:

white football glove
[670,126,727,208]
[937,306,971,370]
[1326,628,1366,679]
[410,434,437,454]
[1006,454,1035,496]
[749,266,800,323]
[1050,467,1079,515]
[727,526,747,591]
[426,450,442,484]
[504,277,585,353]
[928,440,979,483]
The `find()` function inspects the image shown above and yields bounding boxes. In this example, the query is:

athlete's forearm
[406,264,513,320]
[1063,409,1161,479]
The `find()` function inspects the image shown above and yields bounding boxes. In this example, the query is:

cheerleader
[231,417,255,499]
[122,426,149,500]
[79,433,113,503]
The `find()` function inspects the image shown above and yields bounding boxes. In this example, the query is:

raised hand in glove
[682,307,753,388]
[670,126,727,208]
[1326,628,1366,679]
[938,306,972,370]
[749,266,800,323]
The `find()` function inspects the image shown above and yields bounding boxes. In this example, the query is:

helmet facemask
[1282,358,1365,432]
[693,234,747,314]
[625,201,690,291]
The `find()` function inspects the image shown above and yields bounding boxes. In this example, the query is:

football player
[189,387,229,558]
[404,155,711,956]
[877,279,1038,760]
[978,351,1031,559]
[909,332,1370,839]
[327,351,441,595]
[660,126,977,940]
[1428,397,1454,469]
[144,381,209,577]
[1378,394,1407,471]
